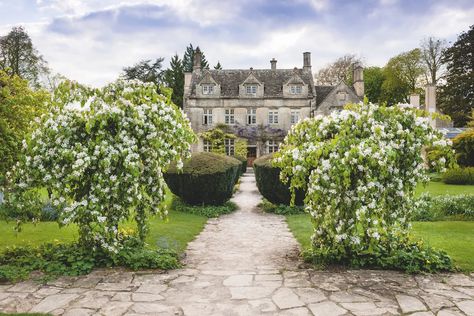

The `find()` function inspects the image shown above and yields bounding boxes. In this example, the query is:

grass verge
[286,213,474,272]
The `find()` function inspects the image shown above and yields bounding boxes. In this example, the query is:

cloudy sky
[0,0,473,86]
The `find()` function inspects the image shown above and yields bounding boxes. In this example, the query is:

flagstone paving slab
[1,171,474,315]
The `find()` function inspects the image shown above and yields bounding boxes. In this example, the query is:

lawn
[286,214,474,271]
[0,189,208,253]
[0,210,207,253]
[416,181,474,196]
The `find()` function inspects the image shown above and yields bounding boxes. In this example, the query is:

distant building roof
[190,69,314,98]
[438,127,468,139]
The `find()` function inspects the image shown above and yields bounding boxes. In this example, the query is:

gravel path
[1,170,474,315]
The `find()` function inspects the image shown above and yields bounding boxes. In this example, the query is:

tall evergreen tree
[163,54,184,108]
[0,26,48,86]
[122,58,164,87]
[439,25,474,127]
[214,61,222,70]
[182,43,209,72]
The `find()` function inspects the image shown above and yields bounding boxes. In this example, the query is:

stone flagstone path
[1,170,474,315]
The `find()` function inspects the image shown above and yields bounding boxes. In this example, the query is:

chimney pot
[270,58,277,70]
[193,47,202,71]
[303,52,311,72]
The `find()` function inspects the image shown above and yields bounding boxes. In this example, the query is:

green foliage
[275,102,455,272]
[412,193,474,221]
[0,71,49,184]
[426,148,446,172]
[164,152,241,205]
[259,199,304,215]
[4,80,196,253]
[122,58,164,87]
[214,61,222,70]
[381,49,425,105]
[253,154,305,205]
[442,167,474,185]
[182,44,209,72]
[200,127,247,158]
[171,197,237,217]
[439,25,474,127]
[163,54,184,109]
[452,129,474,166]
[364,66,385,104]
[0,26,48,86]
[233,155,247,175]
[0,238,179,283]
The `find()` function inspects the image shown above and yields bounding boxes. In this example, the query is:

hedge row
[442,167,474,185]
[164,152,241,205]
[253,154,305,205]
[234,155,248,175]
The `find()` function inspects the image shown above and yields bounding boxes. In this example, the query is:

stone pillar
[409,94,420,108]
[270,58,277,70]
[353,62,364,98]
[303,52,311,73]
[425,84,436,128]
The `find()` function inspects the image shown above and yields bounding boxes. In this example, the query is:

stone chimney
[193,47,202,72]
[353,62,364,98]
[425,84,437,127]
[303,52,311,72]
[270,58,277,70]
[409,94,420,108]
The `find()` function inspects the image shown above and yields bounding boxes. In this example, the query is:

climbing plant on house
[200,126,247,158]
[274,102,456,272]
[4,79,196,253]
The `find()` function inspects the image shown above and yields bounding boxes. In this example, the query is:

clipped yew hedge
[253,154,305,206]
[164,152,241,205]
[234,155,248,175]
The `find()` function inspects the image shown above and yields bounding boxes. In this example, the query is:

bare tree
[420,37,447,84]
[315,54,362,85]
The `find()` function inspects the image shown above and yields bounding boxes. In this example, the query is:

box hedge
[233,155,248,175]
[442,167,474,185]
[253,154,305,205]
[164,152,241,205]
[452,129,474,167]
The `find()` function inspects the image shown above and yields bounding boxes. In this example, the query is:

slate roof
[190,68,314,98]
[314,85,334,106]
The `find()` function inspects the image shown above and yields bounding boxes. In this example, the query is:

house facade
[183,48,364,164]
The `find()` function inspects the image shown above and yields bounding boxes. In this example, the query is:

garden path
[1,170,474,315]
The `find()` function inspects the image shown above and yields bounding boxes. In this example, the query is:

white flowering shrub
[274,102,455,272]
[6,80,196,253]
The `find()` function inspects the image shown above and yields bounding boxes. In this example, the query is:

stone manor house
[183,48,364,165]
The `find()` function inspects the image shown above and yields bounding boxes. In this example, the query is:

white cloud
[2,0,473,87]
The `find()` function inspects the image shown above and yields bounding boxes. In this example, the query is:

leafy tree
[182,44,209,72]
[0,26,48,86]
[315,54,361,85]
[439,25,474,127]
[381,49,425,104]
[122,58,164,87]
[5,80,195,250]
[364,66,385,104]
[420,37,447,85]
[0,71,49,183]
[163,54,184,108]
[214,61,222,70]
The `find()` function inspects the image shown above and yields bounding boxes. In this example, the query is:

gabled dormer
[283,69,308,98]
[239,69,264,98]
[196,71,221,98]
[316,81,361,114]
